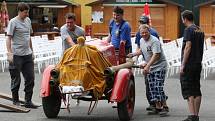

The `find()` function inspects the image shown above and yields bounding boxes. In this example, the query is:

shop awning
[58,0,80,6]
[85,0,106,6]
[157,0,183,7]
[86,0,183,7]
[195,0,215,7]
[5,0,79,6]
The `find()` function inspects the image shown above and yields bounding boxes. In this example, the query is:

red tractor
[40,38,135,121]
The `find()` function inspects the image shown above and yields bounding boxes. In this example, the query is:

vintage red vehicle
[40,37,135,121]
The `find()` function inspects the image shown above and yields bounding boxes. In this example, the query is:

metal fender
[40,65,55,97]
[110,68,133,102]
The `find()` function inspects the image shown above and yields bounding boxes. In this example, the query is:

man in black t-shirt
[180,10,204,121]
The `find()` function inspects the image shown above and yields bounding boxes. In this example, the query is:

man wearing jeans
[6,2,37,108]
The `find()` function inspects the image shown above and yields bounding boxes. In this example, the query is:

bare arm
[180,41,191,74]
[143,53,160,74]
[133,49,142,56]
[182,41,191,66]
[127,49,142,58]
[106,34,111,43]
[146,53,160,68]
[6,35,12,53]
[60,26,77,46]
[29,37,33,52]
[66,36,75,46]
[136,46,140,52]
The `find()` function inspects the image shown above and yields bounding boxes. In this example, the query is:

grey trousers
[9,54,35,102]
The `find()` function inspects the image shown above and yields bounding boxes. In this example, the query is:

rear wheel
[42,87,61,118]
[117,79,135,121]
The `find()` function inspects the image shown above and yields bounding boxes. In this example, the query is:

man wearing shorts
[180,10,205,121]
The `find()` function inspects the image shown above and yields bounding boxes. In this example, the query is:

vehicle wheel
[42,89,61,118]
[117,79,135,121]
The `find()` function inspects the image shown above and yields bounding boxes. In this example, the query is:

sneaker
[182,115,199,121]
[163,106,169,112]
[147,108,159,115]
[146,105,156,111]
[25,101,39,109]
[159,108,168,117]
[13,101,21,106]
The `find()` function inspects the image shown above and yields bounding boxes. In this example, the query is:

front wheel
[117,79,135,121]
[42,88,61,118]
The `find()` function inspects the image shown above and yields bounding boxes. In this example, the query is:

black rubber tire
[117,79,135,121]
[42,93,61,118]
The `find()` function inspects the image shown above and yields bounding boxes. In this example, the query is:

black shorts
[180,64,202,99]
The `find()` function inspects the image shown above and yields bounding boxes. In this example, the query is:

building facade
[4,0,80,32]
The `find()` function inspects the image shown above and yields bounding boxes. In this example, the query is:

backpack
[109,19,126,38]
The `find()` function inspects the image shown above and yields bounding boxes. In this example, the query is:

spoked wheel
[42,87,61,118]
[117,79,135,121]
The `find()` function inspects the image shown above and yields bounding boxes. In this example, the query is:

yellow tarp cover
[55,41,112,98]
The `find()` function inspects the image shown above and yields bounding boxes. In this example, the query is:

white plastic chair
[32,36,51,73]
[131,37,142,76]
[0,36,7,72]
[163,40,181,77]
[205,37,212,50]
[202,47,215,79]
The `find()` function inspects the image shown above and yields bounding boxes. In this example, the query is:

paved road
[0,71,215,121]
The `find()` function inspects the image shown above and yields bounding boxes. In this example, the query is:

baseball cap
[139,16,149,24]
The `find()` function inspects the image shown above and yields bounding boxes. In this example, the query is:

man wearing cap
[135,15,159,49]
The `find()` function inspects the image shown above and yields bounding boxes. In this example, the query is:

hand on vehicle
[127,53,134,58]
[139,61,147,69]
[143,65,150,75]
